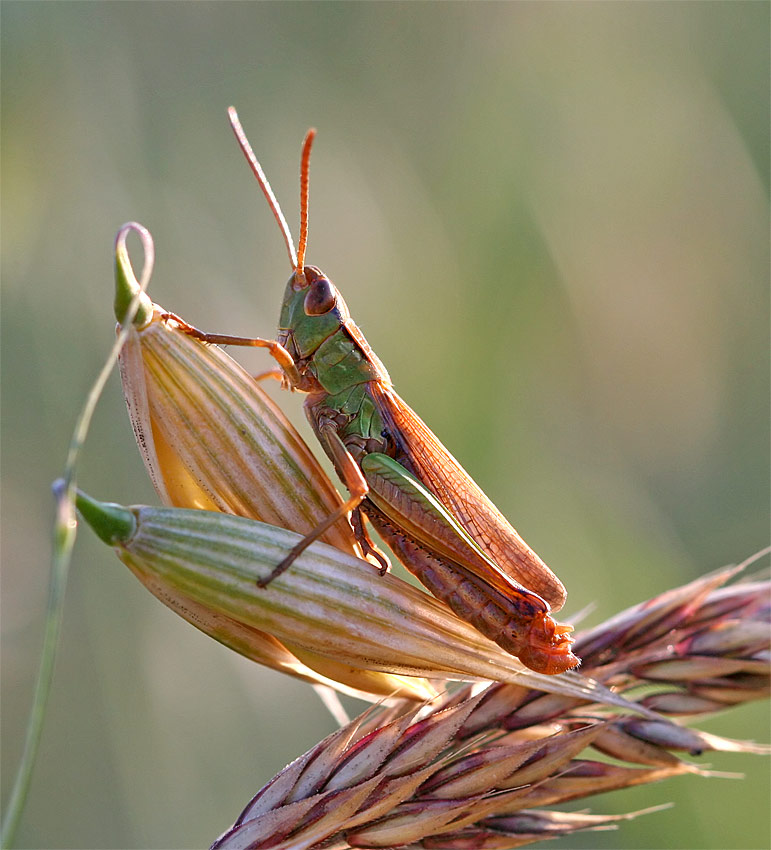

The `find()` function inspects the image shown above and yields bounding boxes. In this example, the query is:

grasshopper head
[277,265,350,361]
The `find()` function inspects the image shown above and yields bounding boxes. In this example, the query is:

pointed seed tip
[75,490,137,546]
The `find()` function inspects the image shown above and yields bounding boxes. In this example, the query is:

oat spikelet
[212,561,770,849]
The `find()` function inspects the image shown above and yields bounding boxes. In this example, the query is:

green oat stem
[1,224,153,849]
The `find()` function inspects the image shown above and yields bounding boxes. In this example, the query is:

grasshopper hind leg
[257,422,371,588]
[256,489,365,588]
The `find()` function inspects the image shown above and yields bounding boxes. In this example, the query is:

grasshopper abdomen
[365,500,578,674]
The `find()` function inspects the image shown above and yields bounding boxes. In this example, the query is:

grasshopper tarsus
[351,508,391,574]
[357,545,390,576]
[255,536,317,589]
[159,311,199,335]
[257,527,326,588]
[255,562,288,589]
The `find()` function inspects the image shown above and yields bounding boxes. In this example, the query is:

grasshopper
[165,109,578,674]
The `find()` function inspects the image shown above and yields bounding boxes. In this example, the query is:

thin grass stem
[0,225,154,849]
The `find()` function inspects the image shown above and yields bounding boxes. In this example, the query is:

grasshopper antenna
[227,106,297,270]
[296,128,316,278]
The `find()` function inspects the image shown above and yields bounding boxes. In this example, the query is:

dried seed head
[208,563,770,850]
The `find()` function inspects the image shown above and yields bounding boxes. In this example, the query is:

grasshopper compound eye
[304,276,337,315]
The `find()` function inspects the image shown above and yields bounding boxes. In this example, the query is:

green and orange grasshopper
[165,109,578,674]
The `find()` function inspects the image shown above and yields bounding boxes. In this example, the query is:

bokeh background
[2,3,768,848]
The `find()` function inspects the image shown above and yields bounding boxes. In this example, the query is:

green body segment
[311,331,382,394]
[332,386,386,444]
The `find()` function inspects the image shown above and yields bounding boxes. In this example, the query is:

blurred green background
[2,3,768,848]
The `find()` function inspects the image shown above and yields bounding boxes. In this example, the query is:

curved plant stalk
[1,224,154,849]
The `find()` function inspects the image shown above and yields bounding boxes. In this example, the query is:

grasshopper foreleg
[160,312,302,387]
[251,368,284,384]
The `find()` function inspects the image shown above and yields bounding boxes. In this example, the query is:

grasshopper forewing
[166,108,578,674]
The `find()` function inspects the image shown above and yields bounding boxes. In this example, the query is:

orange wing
[370,382,567,611]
